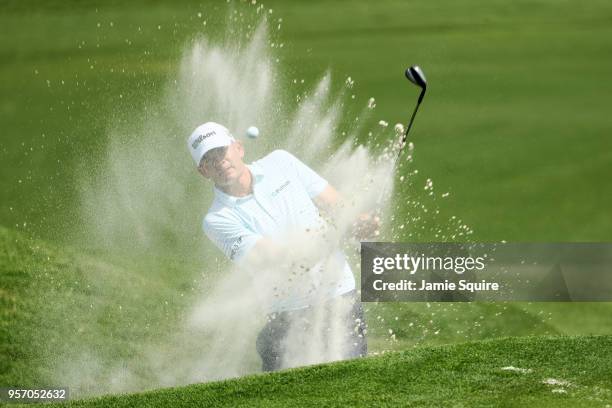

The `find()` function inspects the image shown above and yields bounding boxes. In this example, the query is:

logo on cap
[192,131,216,149]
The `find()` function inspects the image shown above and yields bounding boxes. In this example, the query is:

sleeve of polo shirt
[203,214,262,262]
[276,150,328,198]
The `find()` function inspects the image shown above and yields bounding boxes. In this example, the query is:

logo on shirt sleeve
[230,236,243,260]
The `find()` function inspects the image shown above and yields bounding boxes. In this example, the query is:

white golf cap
[187,122,235,166]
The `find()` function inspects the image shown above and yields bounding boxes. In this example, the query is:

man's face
[198,141,246,186]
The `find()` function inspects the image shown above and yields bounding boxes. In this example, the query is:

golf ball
[246,126,259,139]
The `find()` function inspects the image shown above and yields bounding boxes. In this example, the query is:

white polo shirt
[203,149,356,312]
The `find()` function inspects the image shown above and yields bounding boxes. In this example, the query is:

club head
[405,65,427,90]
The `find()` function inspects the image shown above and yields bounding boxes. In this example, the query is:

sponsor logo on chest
[270,180,291,197]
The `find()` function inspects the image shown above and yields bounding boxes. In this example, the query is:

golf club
[376,65,427,208]
[397,65,427,162]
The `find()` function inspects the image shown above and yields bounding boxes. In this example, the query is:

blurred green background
[1,0,612,393]
[2,0,611,243]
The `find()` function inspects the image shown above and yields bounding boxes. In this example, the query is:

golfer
[188,122,376,371]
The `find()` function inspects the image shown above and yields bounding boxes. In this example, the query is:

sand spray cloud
[66,5,407,396]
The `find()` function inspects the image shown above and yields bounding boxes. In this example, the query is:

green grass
[38,335,612,407]
[1,0,612,244]
[0,225,201,389]
[3,225,612,400]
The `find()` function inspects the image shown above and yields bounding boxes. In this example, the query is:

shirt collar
[213,163,264,207]
[248,162,265,181]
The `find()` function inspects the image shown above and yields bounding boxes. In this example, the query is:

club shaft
[377,88,425,208]
[396,89,424,164]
